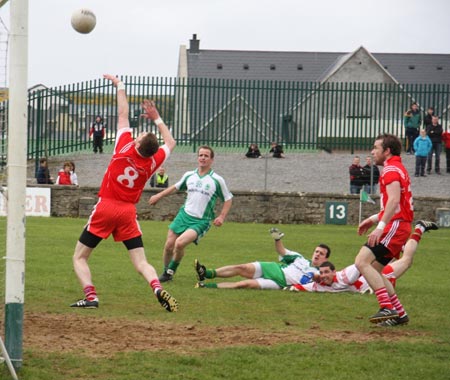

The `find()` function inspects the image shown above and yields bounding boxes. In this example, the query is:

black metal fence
[1,77,449,170]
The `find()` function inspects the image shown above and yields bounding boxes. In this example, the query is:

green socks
[205,269,216,279]
[167,260,180,273]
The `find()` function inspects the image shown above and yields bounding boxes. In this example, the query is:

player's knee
[236,264,252,276]
[174,235,193,250]
[354,256,366,271]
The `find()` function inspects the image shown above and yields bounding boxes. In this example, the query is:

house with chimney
[176,34,450,149]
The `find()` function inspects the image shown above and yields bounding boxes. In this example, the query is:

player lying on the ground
[194,228,331,289]
[289,261,371,294]
[288,220,437,295]
[195,220,436,293]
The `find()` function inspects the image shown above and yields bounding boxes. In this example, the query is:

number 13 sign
[325,201,347,225]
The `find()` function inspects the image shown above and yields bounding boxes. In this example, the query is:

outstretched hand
[357,218,374,236]
[213,215,225,227]
[148,194,159,206]
[103,74,121,87]
[141,99,161,121]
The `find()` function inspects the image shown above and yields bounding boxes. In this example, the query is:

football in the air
[71,8,96,34]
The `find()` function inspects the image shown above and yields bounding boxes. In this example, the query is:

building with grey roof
[176,35,450,150]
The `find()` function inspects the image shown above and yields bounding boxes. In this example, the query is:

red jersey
[98,128,169,203]
[442,130,450,149]
[378,156,413,223]
[57,170,72,185]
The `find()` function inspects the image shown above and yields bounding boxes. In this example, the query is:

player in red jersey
[70,74,178,312]
[289,220,438,301]
[355,133,413,325]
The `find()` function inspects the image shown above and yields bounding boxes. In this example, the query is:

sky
[0,0,449,88]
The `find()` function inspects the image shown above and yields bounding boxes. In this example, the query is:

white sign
[0,187,51,217]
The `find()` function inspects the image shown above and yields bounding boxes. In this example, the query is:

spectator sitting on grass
[269,142,285,158]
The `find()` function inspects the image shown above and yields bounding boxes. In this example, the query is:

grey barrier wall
[33,185,450,226]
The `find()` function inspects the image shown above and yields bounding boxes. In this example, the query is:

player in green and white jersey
[194,228,331,289]
[149,145,233,282]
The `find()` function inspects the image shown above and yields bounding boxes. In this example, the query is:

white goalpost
[1,0,28,377]
[0,336,18,380]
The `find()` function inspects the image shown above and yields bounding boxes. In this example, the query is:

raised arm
[103,74,129,130]
[141,99,176,152]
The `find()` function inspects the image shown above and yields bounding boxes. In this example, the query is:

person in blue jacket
[413,129,432,177]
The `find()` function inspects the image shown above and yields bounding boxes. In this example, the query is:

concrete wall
[36,185,450,226]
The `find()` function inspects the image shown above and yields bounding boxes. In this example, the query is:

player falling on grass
[70,74,178,312]
[149,146,233,282]
[288,220,438,307]
[194,228,330,289]
[355,133,413,325]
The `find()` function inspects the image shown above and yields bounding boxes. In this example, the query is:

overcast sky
[1,0,449,88]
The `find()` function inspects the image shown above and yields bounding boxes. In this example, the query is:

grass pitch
[0,217,449,380]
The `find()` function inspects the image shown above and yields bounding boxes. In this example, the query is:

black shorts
[364,243,392,266]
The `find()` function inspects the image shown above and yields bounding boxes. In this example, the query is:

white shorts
[252,262,282,290]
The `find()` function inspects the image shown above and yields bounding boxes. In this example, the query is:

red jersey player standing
[70,74,178,312]
[355,133,413,326]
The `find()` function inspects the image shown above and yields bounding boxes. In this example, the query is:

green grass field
[0,217,449,380]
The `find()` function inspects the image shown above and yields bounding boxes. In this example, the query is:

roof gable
[184,37,450,84]
[319,46,399,84]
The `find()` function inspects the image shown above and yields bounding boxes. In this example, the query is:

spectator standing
[403,102,422,154]
[269,142,285,158]
[245,143,262,158]
[349,156,365,194]
[36,157,54,184]
[426,115,443,175]
[441,125,450,173]
[149,166,169,188]
[90,115,106,154]
[423,106,435,128]
[413,129,432,177]
[362,155,380,194]
[56,162,74,185]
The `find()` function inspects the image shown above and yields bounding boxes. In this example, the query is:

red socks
[382,264,396,287]
[410,227,423,243]
[375,287,394,309]
[83,285,98,301]
[150,279,163,295]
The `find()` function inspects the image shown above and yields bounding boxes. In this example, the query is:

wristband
[154,117,164,126]
[376,221,386,230]
[369,214,379,223]
[117,82,125,91]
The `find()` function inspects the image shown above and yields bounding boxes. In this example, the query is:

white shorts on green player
[253,249,319,289]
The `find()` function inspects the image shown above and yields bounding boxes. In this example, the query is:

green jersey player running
[149,145,233,282]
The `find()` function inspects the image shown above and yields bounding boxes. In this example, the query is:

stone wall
[34,185,450,225]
